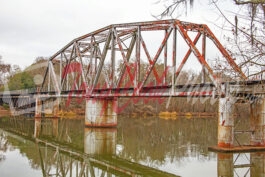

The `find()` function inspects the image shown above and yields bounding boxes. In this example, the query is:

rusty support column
[201,32,206,83]
[217,153,233,177]
[85,97,117,127]
[218,97,235,147]
[84,128,117,155]
[250,98,265,146]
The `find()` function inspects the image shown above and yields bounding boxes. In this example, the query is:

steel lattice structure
[41,19,247,97]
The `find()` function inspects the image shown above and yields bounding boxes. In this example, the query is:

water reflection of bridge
[0,117,179,177]
[2,116,265,176]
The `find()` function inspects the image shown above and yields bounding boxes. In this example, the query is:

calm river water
[0,115,260,177]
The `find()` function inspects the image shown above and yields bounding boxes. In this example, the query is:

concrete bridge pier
[250,97,265,146]
[218,97,235,147]
[85,97,117,127]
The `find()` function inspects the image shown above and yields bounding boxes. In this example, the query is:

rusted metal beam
[136,26,173,94]
[176,21,217,85]
[175,32,201,82]
[204,25,247,80]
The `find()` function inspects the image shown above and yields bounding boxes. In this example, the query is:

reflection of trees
[0,117,85,170]
[0,131,8,162]
[38,119,84,151]
[117,116,218,166]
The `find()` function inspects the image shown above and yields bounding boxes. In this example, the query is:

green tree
[8,72,35,90]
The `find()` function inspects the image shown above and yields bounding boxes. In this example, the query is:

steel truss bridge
[39,19,247,97]
[2,19,265,151]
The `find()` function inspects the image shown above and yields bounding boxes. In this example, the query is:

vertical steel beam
[110,28,116,88]
[164,29,168,85]
[60,53,63,90]
[135,26,141,93]
[171,27,177,92]
[201,32,206,83]
[48,65,51,92]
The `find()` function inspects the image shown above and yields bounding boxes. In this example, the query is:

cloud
[0,0,154,67]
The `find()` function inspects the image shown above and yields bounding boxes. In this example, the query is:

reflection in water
[217,152,265,177]
[117,116,218,166]
[0,117,179,176]
[0,131,7,162]
[84,128,117,155]
[1,115,264,176]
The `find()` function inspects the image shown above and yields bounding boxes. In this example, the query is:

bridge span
[1,19,265,151]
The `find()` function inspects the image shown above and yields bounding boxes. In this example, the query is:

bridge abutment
[85,97,117,127]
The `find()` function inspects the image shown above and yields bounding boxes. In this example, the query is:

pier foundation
[85,97,117,127]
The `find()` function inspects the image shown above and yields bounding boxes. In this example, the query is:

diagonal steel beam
[135,25,173,94]
[175,32,201,82]
[89,29,112,95]
[204,25,247,80]
[176,21,217,85]
[115,30,136,87]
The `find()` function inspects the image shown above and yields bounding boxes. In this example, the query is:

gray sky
[0,0,234,68]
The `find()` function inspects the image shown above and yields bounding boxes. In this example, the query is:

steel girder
[41,19,247,96]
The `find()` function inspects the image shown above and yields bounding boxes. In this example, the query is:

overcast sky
[0,0,234,68]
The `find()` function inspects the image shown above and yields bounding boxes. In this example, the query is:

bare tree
[155,0,265,78]
[152,0,194,19]
[0,57,11,85]
[212,0,265,77]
